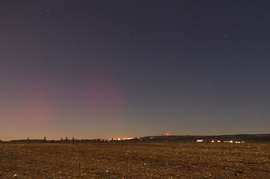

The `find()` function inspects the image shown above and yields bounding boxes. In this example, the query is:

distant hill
[139,134,270,143]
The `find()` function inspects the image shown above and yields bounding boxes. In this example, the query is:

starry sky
[1,1,270,141]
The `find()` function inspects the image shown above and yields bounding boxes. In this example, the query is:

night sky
[1,1,270,141]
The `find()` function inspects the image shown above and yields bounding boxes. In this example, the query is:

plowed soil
[1,142,269,178]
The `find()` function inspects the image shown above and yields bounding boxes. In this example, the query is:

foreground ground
[0,142,269,178]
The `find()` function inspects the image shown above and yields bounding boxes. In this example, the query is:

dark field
[1,142,269,178]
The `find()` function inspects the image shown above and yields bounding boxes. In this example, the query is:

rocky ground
[0,142,269,178]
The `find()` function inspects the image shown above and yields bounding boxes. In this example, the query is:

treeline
[8,137,107,143]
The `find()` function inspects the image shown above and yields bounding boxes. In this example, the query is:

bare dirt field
[0,142,269,178]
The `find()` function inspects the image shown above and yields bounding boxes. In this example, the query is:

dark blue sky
[1,1,270,140]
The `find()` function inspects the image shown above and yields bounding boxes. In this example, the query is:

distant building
[196,139,203,142]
